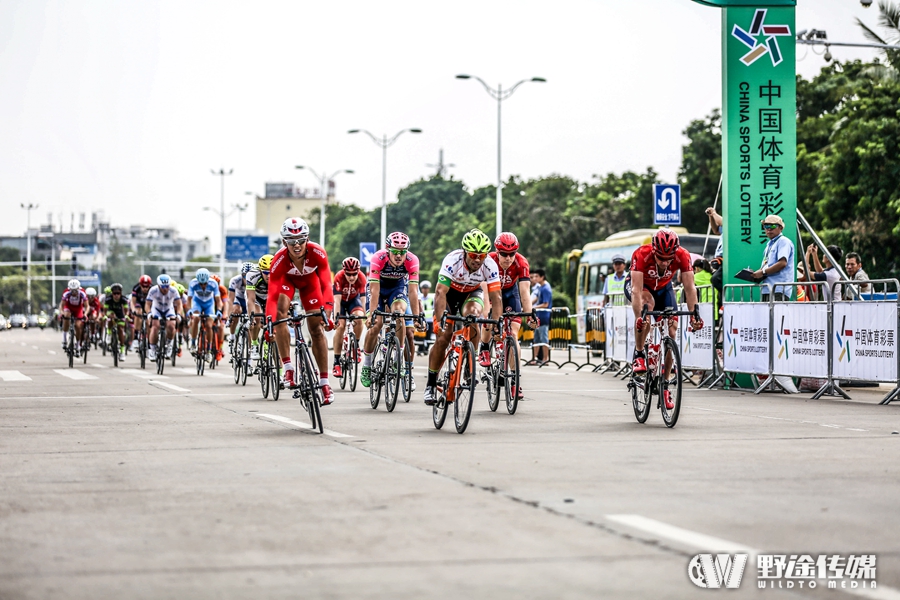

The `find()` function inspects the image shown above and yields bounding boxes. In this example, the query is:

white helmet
[68,279,81,290]
[420,280,432,289]
[85,287,97,297]
[280,217,309,240]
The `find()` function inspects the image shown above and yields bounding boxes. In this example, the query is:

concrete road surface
[1,328,899,599]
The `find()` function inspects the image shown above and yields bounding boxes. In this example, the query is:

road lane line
[692,406,872,434]
[121,368,168,380]
[256,413,353,438]
[149,381,191,393]
[91,363,108,369]
[605,515,900,600]
[0,371,32,382]
[53,369,98,381]
[0,393,236,400]
[31,345,39,350]
[48,350,57,355]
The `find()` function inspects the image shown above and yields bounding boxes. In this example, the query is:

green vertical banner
[721,6,797,288]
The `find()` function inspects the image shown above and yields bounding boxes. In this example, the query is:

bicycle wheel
[269,341,280,401]
[82,336,89,364]
[297,344,323,433]
[339,339,348,391]
[111,330,119,368]
[67,325,75,368]
[233,328,243,385]
[432,377,449,431]
[239,329,249,386]
[384,337,401,413]
[101,324,108,356]
[659,337,683,428]
[260,346,270,399]
[504,336,520,415]
[196,327,206,376]
[348,335,359,392]
[139,329,147,370]
[369,348,383,410]
[157,326,166,375]
[486,339,500,412]
[454,341,476,434]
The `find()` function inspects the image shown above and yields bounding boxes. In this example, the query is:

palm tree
[856,1,900,80]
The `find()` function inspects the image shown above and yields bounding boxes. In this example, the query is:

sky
[0,0,889,249]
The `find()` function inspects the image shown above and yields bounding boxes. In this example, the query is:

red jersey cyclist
[267,218,337,405]
[59,279,88,354]
[627,230,704,408]
[331,257,367,378]
[479,232,537,400]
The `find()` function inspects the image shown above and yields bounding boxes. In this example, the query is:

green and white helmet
[461,229,492,253]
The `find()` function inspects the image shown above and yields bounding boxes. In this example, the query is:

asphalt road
[1,327,899,599]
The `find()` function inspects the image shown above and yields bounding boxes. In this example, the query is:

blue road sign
[360,243,377,268]
[653,184,681,225]
[226,235,269,261]
[75,270,101,288]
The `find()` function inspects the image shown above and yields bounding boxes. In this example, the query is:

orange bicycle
[432,312,497,434]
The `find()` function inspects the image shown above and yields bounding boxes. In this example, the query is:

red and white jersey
[62,289,88,308]
[269,242,335,308]
[88,296,102,314]
[630,244,693,291]
[333,269,367,302]
[489,251,530,291]
[437,249,501,294]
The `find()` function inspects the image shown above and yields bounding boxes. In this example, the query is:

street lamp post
[348,128,422,244]
[456,74,545,238]
[295,166,354,247]
[20,203,38,313]
[210,168,233,280]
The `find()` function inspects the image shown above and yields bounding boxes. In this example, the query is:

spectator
[601,254,628,307]
[843,252,871,299]
[692,258,713,303]
[807,244,842,301]
[707,207,725,310]
[530,269,552,365]
[752,214,794,301]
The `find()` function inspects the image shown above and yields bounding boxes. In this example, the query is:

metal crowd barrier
[539,307,572,368]
[722,280,900,404]
[674,285,716,387]
[597,292,632,377]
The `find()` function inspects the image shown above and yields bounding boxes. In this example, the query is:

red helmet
[494,232,519,253]
[342,257,360,273]
[652,229,680,259]
[385,231,410,250]
[139,275,152,286]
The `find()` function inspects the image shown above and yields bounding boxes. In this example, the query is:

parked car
[0,314,8,330]
[26,314,40,328]
[9,314,28,329]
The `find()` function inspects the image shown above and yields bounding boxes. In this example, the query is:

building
[254,181,336,242]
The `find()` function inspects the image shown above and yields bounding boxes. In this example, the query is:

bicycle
[482,311,534,416]
[194,314,214,376]
[106,315,125,368]
[337,314,365,392]
[270,303,327,433]
[627,306,698,428]
[257,315,281,400]
[230,313,251,386]
[433,312,494,434]
[133,312,148,370]
[369,310,414,413]
[155,317,169,375]
[64,317,80,368]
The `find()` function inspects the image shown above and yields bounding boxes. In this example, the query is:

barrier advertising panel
[678,303,715,370]
[608,306,629,362]
[625,308,636,362]
[832,302,898,382]
[723,303,770,374]
[772,303,829,378]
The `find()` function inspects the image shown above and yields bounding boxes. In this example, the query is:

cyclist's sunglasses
[388,248,407,256]
[285,237,308,246]
[467,252,488,260]
[498,252,516,258]
[762,223,780,230]
[140,284,150,288]
[112,291,122,295]
[260,270,270,275]
[345,270,359,276]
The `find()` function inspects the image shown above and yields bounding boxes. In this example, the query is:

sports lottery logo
[777,315,790,359]
[727,315,737,356]
[732,9,792,66]
[836,315,852,363]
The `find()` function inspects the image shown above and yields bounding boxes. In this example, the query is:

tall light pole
[210,168,233,280]
[20,203,38,313]
[456,74,546,238]
[295,166,354,247]
[348,128,422,244]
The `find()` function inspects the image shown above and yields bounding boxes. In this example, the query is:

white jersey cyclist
[245,267,269,305]
[146,284,181,319]
[438,249,501,293]
[228,274,246,300]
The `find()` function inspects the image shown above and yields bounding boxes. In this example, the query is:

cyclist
[419,280,434,354]
[425,229,503,405]
[145,274,183,360]
[104,282,129,361]
[211,274,228,362]
[129,275,153,351]
[59,279,88,356]
[267,218,336,405]
[85,287,102,343]
[227,262,253,345]
[186,268,222,359]
[332,256,367,378]
[627,229,704,409]
[480,232,536,400]
[174,282,189,357]
[361,232,424,389]
[245,254,272,361]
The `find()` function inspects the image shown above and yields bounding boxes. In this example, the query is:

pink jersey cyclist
[61,288,88,320]
[367,249,420,311]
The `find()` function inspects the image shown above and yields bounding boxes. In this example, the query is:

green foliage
[679,109,722,231]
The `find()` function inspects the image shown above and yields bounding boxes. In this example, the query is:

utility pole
[20,203,38,313]
[426,149,455,178]
[210,168,233,280]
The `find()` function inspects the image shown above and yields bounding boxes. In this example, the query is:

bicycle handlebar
[372,309,425,322]
[641,306,700,319]
[338,314,367,321]
[441,311,500,328]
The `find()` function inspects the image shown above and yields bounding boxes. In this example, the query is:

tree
[678,109,722,232]
[856,1,900,79]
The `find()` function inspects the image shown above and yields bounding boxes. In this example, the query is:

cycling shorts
[233,296,247,313]
[63,305,85,320]
[191,297,216,317]
[150,306,177,320]
[501,287,522,323]
[340,296,364,316]
[369,286,408,313]
[445,287,484,317]
[624,279,677,312]
[265,277,327,323]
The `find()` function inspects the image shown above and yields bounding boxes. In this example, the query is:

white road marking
[692,407,871,434]
[0,371,32,382]
[149,381,191,393]
[257,413,353,439]
[121,368,167,379]
[174,367,229,378]
[20,342,26,347]
[53,369,98,381]
[605,515,900,600]
[48,350,56,355]
[91,363,107,369]
[31,345,39,350]
[1,393,236,400]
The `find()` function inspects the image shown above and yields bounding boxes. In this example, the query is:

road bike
[369,310,417,412]
[154,316,171,375]
[133,312,148,370]
[433,312,494,434]
[257,315,281,400]
[230,313,251,386]
[627,306,698,428]
[337,314,365,392]
[271,303,327,433]
[482,311,534,415]
[194,314,215,376]
[64,317,82,368]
